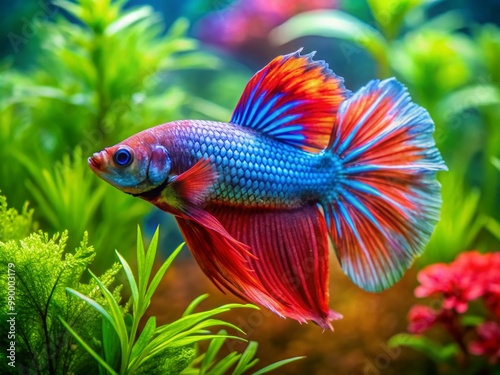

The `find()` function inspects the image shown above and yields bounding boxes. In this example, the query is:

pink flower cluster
[196,0,336,48]
[408,251,500,363]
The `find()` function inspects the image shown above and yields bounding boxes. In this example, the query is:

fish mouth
[88,151,105,171]
[88,156,100,170]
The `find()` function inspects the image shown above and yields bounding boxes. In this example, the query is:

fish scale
[161,120,337,209]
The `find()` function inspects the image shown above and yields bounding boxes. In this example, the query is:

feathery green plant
[0,195,302,374]
[0,194,33,241]
[0,195,122,374]
[63,226,303,374]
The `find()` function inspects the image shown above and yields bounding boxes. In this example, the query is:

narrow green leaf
[492,157,500,172]
[200,331,227,374]
[155,304,257,337]
[206,352,240,375]
[460,315,484,327]
[181,370,201,375]
[388,334,459,362]
[115,250,139,313]
[188,97,232,122]
[190,353,206,367]
[486,217,500,242]
[182,294,210,317]
[60,318,119,375]
[233,341,259,375]
[252,357,306,375]
[106,6,153,36]
[163,53,221,70]
[416,10,468,33]
[66,287,114,326]
[166,17,190,38]
[102,316,121,372]
[436,85,500,119]
[54,0,85,20]
[150,319,245,354]
[136,226,146,295]
[168,334,244,348]
[130,316,156,363]
[142,226,160,294]
[89,271,130,373]
[367,0,423,39]
[145,242,184,302]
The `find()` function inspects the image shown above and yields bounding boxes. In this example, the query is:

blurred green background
[1,0,499,374]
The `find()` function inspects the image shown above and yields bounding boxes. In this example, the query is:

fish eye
[113,148,133,167]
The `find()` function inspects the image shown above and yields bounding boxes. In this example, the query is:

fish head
[88,137,171,196]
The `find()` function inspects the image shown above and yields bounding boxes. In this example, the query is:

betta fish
[89,50,446,330]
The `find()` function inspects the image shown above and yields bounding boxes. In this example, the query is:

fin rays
[230,50,350,152]
[200,204,340,330]
[325,78,446,292]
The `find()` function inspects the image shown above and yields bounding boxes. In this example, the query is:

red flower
[408,305,440,334]
[469,321,500,363]
[483,252,500,319]
[415,263,452,297]
[414,263,471,312]
[414,251,498,314]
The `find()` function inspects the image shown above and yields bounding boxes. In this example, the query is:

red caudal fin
[230,49,350,153]
[324,79,447,292]
[179,203,342,330]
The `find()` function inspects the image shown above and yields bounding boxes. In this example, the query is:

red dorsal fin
[230,49,351,153]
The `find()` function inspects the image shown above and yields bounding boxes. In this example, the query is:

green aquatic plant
[0,195,302,374]
[0,195,122,374]
[0,194,33,242]
[183,331,302,375]
[62,226,303,374]
[0,0,221,263]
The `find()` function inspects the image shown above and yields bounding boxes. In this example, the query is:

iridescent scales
[164,120,339,208]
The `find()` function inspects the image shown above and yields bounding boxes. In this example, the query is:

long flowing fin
[176,216,281,311]
[324,78,446,292]
[177,203,342,330]
[230,49,350,153]
[151,160,274,306]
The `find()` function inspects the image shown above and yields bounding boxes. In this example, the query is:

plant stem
[444,315,469,369]
[482,107,500,219]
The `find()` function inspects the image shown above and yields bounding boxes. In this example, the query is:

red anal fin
[204,204,341,330]
[175,216,278,311]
